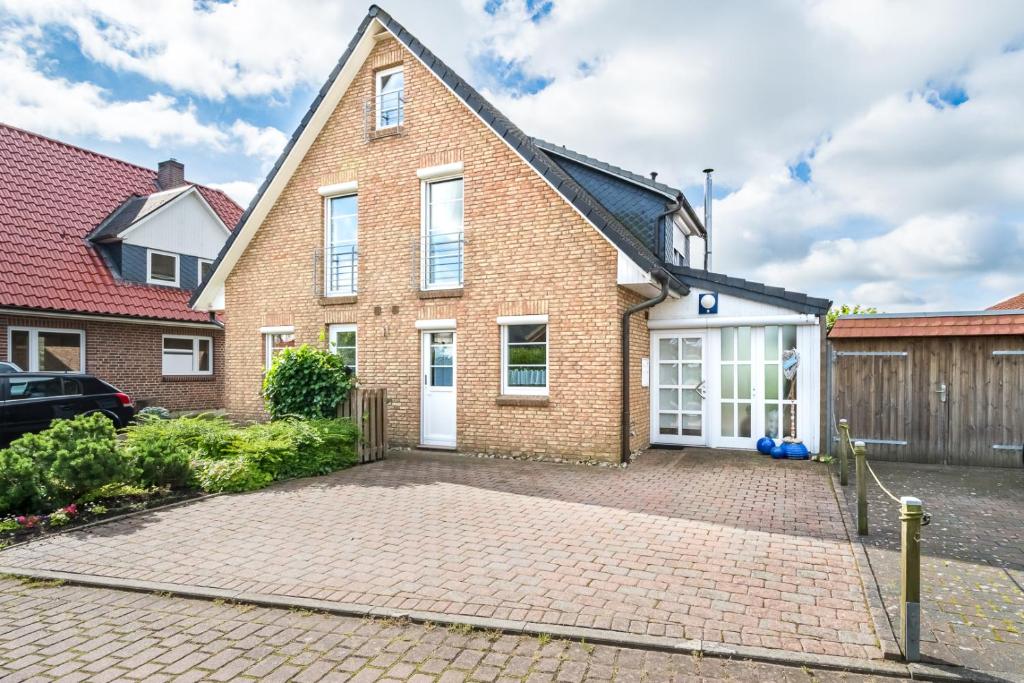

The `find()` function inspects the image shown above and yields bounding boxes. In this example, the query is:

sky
[1,0,1023,312]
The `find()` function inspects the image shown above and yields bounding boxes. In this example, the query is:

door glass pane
[431,367,453,387]
[765,325,779,359]
[784,372,797,400]
[659,388,679,410]
[659,412,679,436]
[765,405,780,439]
[659,337,679,361]
[38,332,82,371]
[737,364,752,399]
[681,363,701,385]
[737,326,751,361]
[682,338,701,360]
[783,404,796,438]
[681,414,702,436]
[738,403,752,438]
[721,327,735,361]
[431,344,453,366]
[431,331,453,346]
[10,330,29,370]
[659,363,678,386]
[720,365,734,399]
[682,389,702,411]
[721,403,735,437]
[764,364,779,400]
[782,325,797,353]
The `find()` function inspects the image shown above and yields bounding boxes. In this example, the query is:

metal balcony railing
[326,243,357,295]
[377,90,404,128]
[423,231,463,288]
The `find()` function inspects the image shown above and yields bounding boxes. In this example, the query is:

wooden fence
[337,387,388,463]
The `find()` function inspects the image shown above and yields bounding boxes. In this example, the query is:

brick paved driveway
[837,461,1024,677]
[0,578,900,682]
[0,449,878,659]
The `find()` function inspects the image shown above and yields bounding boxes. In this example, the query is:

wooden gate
[830,337,1024,467]
[337,387,388,463]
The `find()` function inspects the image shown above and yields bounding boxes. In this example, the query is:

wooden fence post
[854,440,868,536]
[838,418,850,486]
[899,496,923,662]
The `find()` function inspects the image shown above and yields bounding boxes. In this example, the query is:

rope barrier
[864,459,901,504]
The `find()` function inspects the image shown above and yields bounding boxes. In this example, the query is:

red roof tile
[0,124,242,323]
[830,313,1024,338]
[988,292,1024,310]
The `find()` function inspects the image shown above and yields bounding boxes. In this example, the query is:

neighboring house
[830,310,1024,468]
[193,5,830,462]
[0,124,242,410]
[988,292,1024,310]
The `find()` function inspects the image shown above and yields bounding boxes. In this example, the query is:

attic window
[147,249,179,286]
[375,66,404,129]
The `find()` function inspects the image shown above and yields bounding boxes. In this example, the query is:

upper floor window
[325,194,358,296]
[147,249,179,286]
[422,177,463,290]
[375,66,404,129]
[162,335,212,376]
[198,259,214,286]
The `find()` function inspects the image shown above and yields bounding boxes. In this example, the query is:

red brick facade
[0,313,223,411]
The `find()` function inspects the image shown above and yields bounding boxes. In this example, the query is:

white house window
[422,178,463,289]
[375,65,404,129]
[162,336,212,376]
[328,324,357,373]
[147,249,179,286]
[325,194,358,296]
[264,330,296,369]
[198,259,214,286]
[8,327,85,372]
[500,317,548,396]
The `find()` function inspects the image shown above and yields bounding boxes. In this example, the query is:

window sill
[162,375,215,383]
[320,295,357,306]
[369,126,403,141]
[418,288,463,300]
[496,395,549,407]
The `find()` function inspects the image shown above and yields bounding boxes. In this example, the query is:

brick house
[0,124,242,410]
[193,5,830,462]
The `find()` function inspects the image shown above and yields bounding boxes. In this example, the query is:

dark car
[0,372,134,443]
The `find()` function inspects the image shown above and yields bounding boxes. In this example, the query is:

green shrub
[0,434,51,515]
[77,482,151,503]
[45,413,131,503]
[192,457,272,493]
[226,418,358,481]
[121,416,203,488]
[262,344,354,419]
[307,418,360,472]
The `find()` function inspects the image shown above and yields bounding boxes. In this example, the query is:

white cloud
[230,120,287,162]
[208,180,259,207]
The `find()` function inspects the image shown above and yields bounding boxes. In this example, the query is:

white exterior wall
[122,192,229,259]
[648,289,822,453]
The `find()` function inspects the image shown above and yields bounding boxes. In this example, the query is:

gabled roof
[988,292,1024,310]
[0,123,242,323]
[830,310,1024,338]
[193,4,694,309]
[667,265,832,314]
[89,186,192,241]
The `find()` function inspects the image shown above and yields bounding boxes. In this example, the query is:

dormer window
[147,249,179,287]
[198,259,214,286]
[375,66,404,129]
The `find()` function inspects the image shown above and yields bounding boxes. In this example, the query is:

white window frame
[161,335,213,376]
[420,176,464,291]
[261,326,296,370]
[7,326,86,373]
[375,65,404,130]
[498,315,549,397]
[324,192,358,296]
[146,249,180,287]
[327,323,357,373]
[197,259,214,287]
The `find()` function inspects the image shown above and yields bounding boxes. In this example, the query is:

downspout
[621,268,673,464]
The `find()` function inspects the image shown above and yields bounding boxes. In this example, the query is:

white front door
[651,332,707,445]
[420,330,456,448]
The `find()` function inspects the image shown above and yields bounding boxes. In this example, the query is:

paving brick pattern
[0,578,899,682]
[0,450,878,659]
[837,460,1024,677]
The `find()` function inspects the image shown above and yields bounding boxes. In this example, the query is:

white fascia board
[648,314,819,329]
[318,180,358,196]
[259,325,295,334]
[415,318,457,330]
[191,21,382,312]
[416,161,463,180]
[496,314,548,325]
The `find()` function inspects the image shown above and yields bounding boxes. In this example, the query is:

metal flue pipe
[703,168,713,271]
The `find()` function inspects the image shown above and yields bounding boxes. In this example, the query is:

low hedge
[0,414,360,516]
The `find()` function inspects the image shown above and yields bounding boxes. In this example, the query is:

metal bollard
[854,440,868,536]
[838,419,850,486]
[899,496,923,662]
